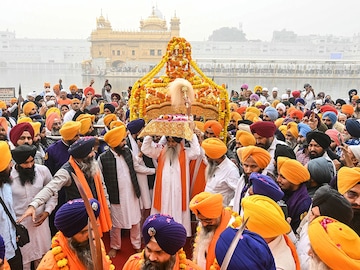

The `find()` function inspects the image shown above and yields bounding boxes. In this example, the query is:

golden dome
[140,7,167,31]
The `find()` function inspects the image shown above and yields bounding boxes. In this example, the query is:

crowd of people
[0,78,359,270]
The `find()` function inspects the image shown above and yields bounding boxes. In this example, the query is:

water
[1,68,356,100]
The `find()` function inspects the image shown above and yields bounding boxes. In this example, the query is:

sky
[1,0,360,42]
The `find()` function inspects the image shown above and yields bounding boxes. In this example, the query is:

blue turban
[263,107,278,121]
[322,111,337,125]
[297,123,312,138]
[68,136,95,159]
[215,227,276,270]
[250,172,284,202]
[142,214,186,255]
[55,198,100,237]
[0,234,4,261]
[127,118,145,134]
[295,98,306,106]
[104,103,115,113]
[345,118,360,138]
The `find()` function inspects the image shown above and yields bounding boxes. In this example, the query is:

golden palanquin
[129,37,230,140]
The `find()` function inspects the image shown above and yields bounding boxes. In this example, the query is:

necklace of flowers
[193,208,242,270]
[51,234,115,270]
[138,248,187,269]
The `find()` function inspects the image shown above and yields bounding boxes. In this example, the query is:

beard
[227,124,236,131]
[77,158,97,178]
[309,150,324,159]
[69,238,93,270]
[114,144,126,156]
[309,253,330,270]
[256,138,271,150]
[142,253,176,270]
[0,134,7,141]
[205,159,217,181]
[164,144,180,166]
[0,166,12,187]
[192,222,217,268]
[16,164,35,186]
[51,128,61,136]
[286,139,297,149]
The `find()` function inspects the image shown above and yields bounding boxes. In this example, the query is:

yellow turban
[45,107,61,118]
[244,112,260,123]
[79,118,92,135]
[255,101,262,107]
[104,125,126,148]
[0,117,8,133]
[254,85,263,93]
[59,121,81,141]
[278,125,287,137]
[287,122,298,138]
[0,101,6,110]
[189,192,223,218]
[272,100,280,108]
[242,195,291,238]
[337,166,360,195]
[238,146,271,169]
[235,130,256,147]
[104,114,117,128]
[246,107,261,117]
[76,113,95,123]
[308,216,360,270]
[202,138,227,159]
[99,102,105,114]
[229,103,239,111]
[194,121,205,133]
[277,157,309,185]
[274,117,285,128]
[230,112,242,124]
[110,120,125,130]
[0,141,11,172]
[23,101,36,116]
[17,117,32,124]
[204,120,223,137]
[30,122,41,135]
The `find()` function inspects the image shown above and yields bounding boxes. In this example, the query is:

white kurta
[268,235,296,270]
[11,164,57,265]
[141,134,200,236]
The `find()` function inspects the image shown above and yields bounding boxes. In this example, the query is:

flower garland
[193,208,242,270]
[50,234,115,270]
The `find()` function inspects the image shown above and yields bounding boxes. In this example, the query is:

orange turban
[238,146,271,169]
[189,192,223,218]
[230,112,242,124]
[229,103,239,111]
[71,98,80,104]
[79,118,92,135]
[0,117,8,134]
[0,101,7,110]
[290,109,304,120]
[286,106,295,116]
[110,120,125,130]
[308,216,360,270]
[244,112,260,123]
[274,117,285,128]
[30,122,41,135]
[194,121,205,133]
[242,195,291,238]
[69,84,78,91]
[287,122,298,138]
[341,104,354,115]
[10,97,18,104]
[104,125,126,148]
[201,138,227,159]
[59,121,81,141]
[45,107,60,118]
[53,84,60,91]
[17,117,32,124]
[277,157,309,185]
[22,101,36,116]
[204,120,223,137]
[0,141,11,172]
[236,106,247,115]
[235,130,256,147]
[337,166,360,195]
[44,82,50,88]
[84,86,95,96]
[272,100,280,108]
[76,113,95,123]
[246,107,261,117]
[46,112,61,131]
[104,114,117,128]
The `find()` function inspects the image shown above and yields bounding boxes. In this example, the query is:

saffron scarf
[153,144,187,211]
[68,156,112,236]
[283,234,301,270]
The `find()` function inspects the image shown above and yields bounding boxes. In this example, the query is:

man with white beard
[141,133,200,236]
[308,216,360,269]
[18,137,112,237]
[10,144,57,270]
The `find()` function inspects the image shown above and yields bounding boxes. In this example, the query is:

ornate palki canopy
[130,37,230,140]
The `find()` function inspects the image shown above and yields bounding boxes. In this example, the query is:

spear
[18,83,23,118]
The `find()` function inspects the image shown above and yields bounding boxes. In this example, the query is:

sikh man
[37,198,114,270]
[232,145,271,213]
[241,195,298,269]
[45,111,62,136]
[19,137,112,236]
[285,122,299,150]
[0,117,8,141]
[10,144,57,270]
[63,98,81,123]
[123,213,201,270]
[250,121,287,178]
[308,216,360,270]
[9,122,34,149]
[189,192,234,269]
[337,166,360,235]
[99,126,155,258]
[276,157,311,232]
[0,141,23,270]
[141,133,200,236]
[202,138,239,206]
[215,227,276,270]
